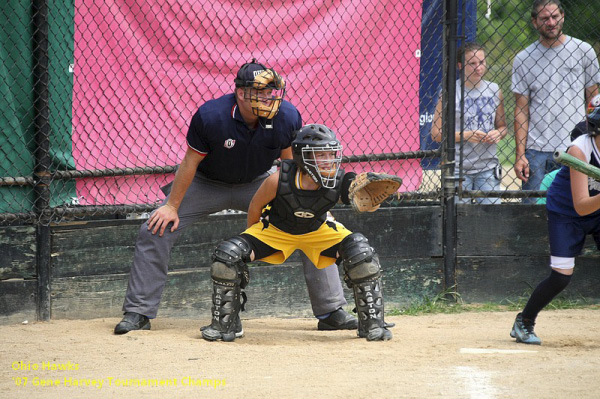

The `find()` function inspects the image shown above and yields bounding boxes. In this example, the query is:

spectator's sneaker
[510,313,542,345]
[114,312,151,335]
[201,315,244,342]
[317,308,358,330]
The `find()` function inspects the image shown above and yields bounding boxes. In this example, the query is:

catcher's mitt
[348,172,402,213]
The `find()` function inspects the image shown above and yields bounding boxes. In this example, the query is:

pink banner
[73,0,422,205]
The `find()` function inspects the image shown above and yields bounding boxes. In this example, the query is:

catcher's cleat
[358,326,393,341]
[114,312,151,335]
[201,314,244,342]
[317,308,358,331]
[510,313,542,345]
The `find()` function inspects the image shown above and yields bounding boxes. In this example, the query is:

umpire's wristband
[340,172,357,205]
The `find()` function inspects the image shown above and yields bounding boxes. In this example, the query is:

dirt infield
[2,309,599,399]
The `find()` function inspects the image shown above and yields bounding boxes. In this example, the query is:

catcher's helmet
[586,94,600,136]
[292,124,342,188]
[234,59,285,120]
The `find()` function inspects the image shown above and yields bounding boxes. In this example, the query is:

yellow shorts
[243,219,352,269]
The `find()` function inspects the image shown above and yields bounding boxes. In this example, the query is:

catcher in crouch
[201,124,402,342]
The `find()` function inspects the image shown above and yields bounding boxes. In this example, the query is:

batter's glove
[253,69,285,90]
[348,172,402,213]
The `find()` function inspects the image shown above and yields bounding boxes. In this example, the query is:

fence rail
[2,0,599,226]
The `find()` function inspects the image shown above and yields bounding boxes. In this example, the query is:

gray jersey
[454,79,501,174]
[511,36,600,152]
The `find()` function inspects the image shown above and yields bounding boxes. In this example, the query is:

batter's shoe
[201,314,244,342]
[510,313,541,345]
[317,308,359,331]
[114,312,151,335]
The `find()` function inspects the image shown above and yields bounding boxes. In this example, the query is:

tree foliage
[476,0,536,66]
[562,1,600,44]
[476,0,600,56]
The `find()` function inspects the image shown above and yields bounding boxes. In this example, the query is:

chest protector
[268,160,343,234]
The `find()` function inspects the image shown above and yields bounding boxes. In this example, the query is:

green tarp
[0,0,76,214]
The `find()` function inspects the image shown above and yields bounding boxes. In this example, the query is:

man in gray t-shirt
[512,0,599,202]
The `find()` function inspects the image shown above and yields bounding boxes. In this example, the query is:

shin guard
[353,278,392,341]
[340,233,392,341]
[202,280,244,342]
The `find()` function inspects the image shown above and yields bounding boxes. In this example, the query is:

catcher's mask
[292,124,343,188]
[586,94,600,136]
[234,59,286,120]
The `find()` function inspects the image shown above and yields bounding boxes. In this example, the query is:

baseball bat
[553,150,600,180]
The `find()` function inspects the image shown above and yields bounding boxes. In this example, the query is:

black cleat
[317,308,358,331]
[114,312,151,335]
[358,326,393,341]
[201,314,244,342]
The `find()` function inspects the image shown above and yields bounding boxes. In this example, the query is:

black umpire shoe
[317,308,358,330]
[114,312,151,335]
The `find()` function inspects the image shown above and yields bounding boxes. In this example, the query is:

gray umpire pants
[122,171,347,318]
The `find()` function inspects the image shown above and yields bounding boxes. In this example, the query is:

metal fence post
[441,0,459,295]
[33,0,52,321]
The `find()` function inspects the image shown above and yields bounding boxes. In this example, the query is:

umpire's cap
[234,59,268,88]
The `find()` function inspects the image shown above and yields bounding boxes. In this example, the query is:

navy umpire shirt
[186,93,302,184]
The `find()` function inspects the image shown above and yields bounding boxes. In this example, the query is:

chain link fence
[1,0,599,226]
[444,0,600,204]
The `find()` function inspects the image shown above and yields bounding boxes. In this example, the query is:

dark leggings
[522,269,572,321]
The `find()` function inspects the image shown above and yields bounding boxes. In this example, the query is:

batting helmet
[234,59,286,120]
[586,94,600,136]
[292,124,343,188]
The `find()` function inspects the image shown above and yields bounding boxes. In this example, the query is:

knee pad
[339,233,381,283]
[211,236,252,287]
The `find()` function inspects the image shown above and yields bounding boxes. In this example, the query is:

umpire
[114,60,357,334]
